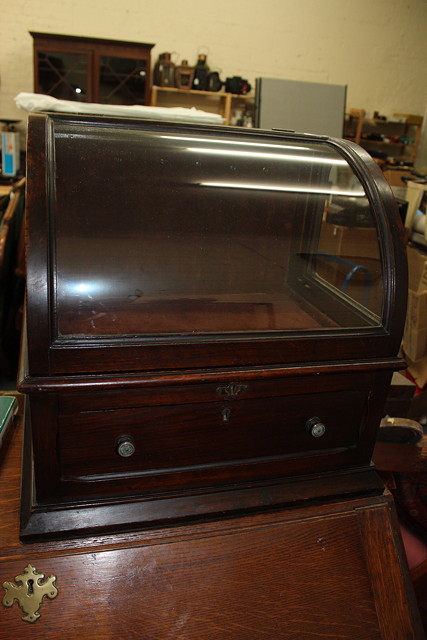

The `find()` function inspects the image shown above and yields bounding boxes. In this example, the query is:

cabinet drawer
[58,371,370,414]
[58,386,367,491]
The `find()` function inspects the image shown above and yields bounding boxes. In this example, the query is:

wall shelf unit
[345,109,423,164]
[151,86,254,125]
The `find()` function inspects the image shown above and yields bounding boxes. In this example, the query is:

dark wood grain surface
[0,408,424,639]
[373,436,427,473]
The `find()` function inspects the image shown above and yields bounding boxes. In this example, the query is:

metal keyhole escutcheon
[2,564,58,623]
[222,408,232,423]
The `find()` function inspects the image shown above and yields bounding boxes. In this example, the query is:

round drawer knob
[305,417,326,438]
[116,436,135,457]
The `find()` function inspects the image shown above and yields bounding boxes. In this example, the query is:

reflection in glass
[37,51,89,101]
[98,56,147,105]
[52,126,383,339]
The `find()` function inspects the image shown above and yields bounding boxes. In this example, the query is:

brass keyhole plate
[2,564,58,623]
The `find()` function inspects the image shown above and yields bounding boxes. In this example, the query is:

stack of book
[0,396,18,448]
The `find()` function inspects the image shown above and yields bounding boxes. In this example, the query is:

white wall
[1,0,427,130]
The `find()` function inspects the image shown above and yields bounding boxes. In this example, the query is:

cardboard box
[408,386,427,420]
[316,222,383,313]
[318,221,380,261]
[383,169,415,188]
[383,371,416,418]
[405,181,427,235]
[393,113,423,126]
[1,131,20,177]
[403,351,427,391]
[403,244,427,361]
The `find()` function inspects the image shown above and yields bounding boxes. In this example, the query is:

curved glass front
[52,123,383,339]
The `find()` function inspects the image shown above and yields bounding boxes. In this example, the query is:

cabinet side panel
[358,498,424,639]
[25,114,52,375]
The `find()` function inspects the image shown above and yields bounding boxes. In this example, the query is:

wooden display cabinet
[9,113,424,638]
[30,32,154,106]
[20,112,407,536]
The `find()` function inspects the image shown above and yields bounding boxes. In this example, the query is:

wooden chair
[0,178,25,280]
[345,108,365,145]
[0,178,25,379]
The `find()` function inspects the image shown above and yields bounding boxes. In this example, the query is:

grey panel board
[255,77,347,138]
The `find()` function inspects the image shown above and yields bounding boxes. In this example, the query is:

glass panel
[52,124,383,339]
[98,56,147,105]
[315,188,383,317]
[37,51,89,101]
